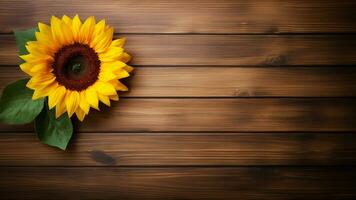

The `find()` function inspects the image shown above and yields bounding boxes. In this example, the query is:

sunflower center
[65,55,87,79]
[52,43,100,91]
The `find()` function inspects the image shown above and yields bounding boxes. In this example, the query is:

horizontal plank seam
[2,132,356,134]
[1,131,356,134]
[2,32,356,36]
[2,65,356,68]
[0,95,345,99]
[116,96,356,99]
[120,33,356,36]
[0,165,355,168]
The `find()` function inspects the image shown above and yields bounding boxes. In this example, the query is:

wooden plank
[0,167,355,199]
[1,98,355,132]
[1,66,356,97]
[1,0,356,33]
[1,35,356,66]
[0,133,355,166]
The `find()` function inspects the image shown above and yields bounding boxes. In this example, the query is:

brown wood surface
[0,133,355,166]
[1,0,356,34]
[1,66,356,97]
[0,167,355,200]
[1,35,356,66]
[0,98,355,132]
[1,0,356,199]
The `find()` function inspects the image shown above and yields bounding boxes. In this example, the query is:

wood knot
[267,26,279,33]
[264,55,288,65]
[234,88,251,97]
[90,150,117,166]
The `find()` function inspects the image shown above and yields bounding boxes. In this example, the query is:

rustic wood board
[1,66,356,97]
[0,133,355,166]
[0,167,355,200]
[1,35,356,66]
[1,0,356,33]
[0,98,355,132]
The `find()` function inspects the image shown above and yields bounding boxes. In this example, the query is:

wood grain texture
[1,66,356,97]
[1,0,356,33]
[0,167,355,200]
[1,35,356,66]
[0,132,355,166]
[1,98,355,132]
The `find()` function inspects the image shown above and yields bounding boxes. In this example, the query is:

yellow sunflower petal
[60,19,74,45]
[109,93,119,101]
[26,72,55,83]
[85,86,99,110]
[20,63,35,76]
[75,107,86,121]
[94,81,117,96]
[92,26,113,53]
[32,82,58,100]
[72,14,82,41]
[62,15,72,26]
[114,69,130,79]
[26,74,55,89]
[110,38,125,48]
[79,91,90,114]
[20,58,50,76]
[99,71,117,82]
[124,65,134,73]
[101,61,126,72]
[31,62,51,73]
[93,19,106,37]
[78,16,95,44]
[110,80,128,91]
[120,52,131,63]
[37,22,57,49]
[65,90,80,117]
[26,41,52,57]
[98,93,111,106]
[90,19,106,48]
[35,32,58,52]
[20,54,53,63]
[38,22,51,35]
[55,99,67,118]
[48,85,66,109]
[99,69,129,81]
[98,47,124,62]
[51,16,66,45]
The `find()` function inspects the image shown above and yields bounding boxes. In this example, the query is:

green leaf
[0,79,44,124]
[14,28,38,56]
[35,104,73,150]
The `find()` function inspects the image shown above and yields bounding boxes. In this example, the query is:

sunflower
[19,15,133,121]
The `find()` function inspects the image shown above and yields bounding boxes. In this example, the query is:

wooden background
[1,0,356,199]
